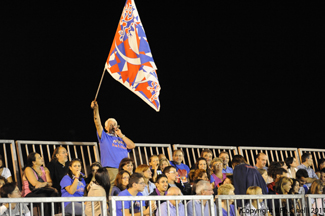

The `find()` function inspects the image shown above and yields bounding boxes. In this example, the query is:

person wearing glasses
[163,166,191,195]
[0,182,30,216]
[111,170,130,196]
[116,173,156,216]
[155,187,185,216]
[135,165,156,196]
[187,180,216,216]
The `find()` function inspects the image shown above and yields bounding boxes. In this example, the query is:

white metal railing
[110,195,215,216]
[0,196,107,216]
[298,148,325,171]
[0,139,20,185]
[173,144,238,168]
[216,194,306,216]
[306,194,325,216]
[16,140,100,178]
[129,143,173,167]
[237,146,300,167]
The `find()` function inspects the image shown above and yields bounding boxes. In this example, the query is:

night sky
[1,2,323,148]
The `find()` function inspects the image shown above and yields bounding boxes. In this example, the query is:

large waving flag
[105,0,161,111]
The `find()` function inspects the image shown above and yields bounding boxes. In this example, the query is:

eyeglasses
[169,171,176,174]
[122,177,130,180]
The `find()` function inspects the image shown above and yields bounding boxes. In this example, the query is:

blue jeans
[65,202,84,215]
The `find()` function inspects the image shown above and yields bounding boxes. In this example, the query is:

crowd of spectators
[0,101,324,215]
[1,148,325,216]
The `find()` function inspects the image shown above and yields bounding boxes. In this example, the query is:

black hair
[156,174,168,184]
[128,172,144,188]
[67,158,83,180]
[296,169,309,179]
[284,157,294,169]
[267,162,282,177]
[0,182,17,198]
[317,158,325,171]
[272,168,288,179]
[94,168,110,200]
[301,153,311,163]
[231,155,246,168]
[163,166,176,175]
[26,152,38,167]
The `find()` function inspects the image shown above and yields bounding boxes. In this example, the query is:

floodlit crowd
[0,101,324,216]
[1,149,325,216]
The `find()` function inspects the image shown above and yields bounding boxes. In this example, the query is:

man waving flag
[105,0,161,111]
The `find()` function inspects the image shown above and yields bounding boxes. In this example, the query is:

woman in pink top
[210,158,226,188]
[22,152,59,213]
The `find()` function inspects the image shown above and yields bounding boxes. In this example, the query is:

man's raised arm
[91,100,103,138]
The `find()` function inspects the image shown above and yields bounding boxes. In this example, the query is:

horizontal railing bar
[110,195,213,201]
[16,140,97,145]
[173,144,237,149]
[0,197,106,203]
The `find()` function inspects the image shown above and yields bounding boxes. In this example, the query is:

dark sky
[1,2,323,148]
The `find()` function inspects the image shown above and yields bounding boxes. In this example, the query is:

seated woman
[60,158,86,215]
[289,178,302,214]
[273,177,293,215]
[0,182,30,216]
[159,158,170,172]
[118,158,134,175]
[245,186,271,216]
[22,152,56,197]
[0,155,13,183]
[85,162,102,185]
[149,155,161,182]
[111,170,130,196]
[308,180,324,215]
[195,158,210,179]
[218,184,236,216]
[135,165,156,196]
[316,159,325,179]
[210,158,226,188]
[85,168,110,216]
[285,157,299,179]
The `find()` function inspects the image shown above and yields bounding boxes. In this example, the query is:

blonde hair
[211,158,223,165]
[246,186,262,195]
[218,184,235,195]
[159,158,170,167]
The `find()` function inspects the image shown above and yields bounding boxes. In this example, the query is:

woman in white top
[0,155,12,183]
[284,157,299,179]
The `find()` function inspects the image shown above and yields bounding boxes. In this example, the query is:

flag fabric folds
[105,0,161,111]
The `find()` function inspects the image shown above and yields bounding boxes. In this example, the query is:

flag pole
[94,67,106,100]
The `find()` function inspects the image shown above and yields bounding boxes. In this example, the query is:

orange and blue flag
[105,0,161,111]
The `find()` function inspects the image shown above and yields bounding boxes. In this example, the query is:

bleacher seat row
[0,139,323,188]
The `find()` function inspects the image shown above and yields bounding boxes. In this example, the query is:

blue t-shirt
[116,189,145,216]
[97,131,131,168]
[60,174,86,207]
[222,204,236,216]
[169,161,190,179]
